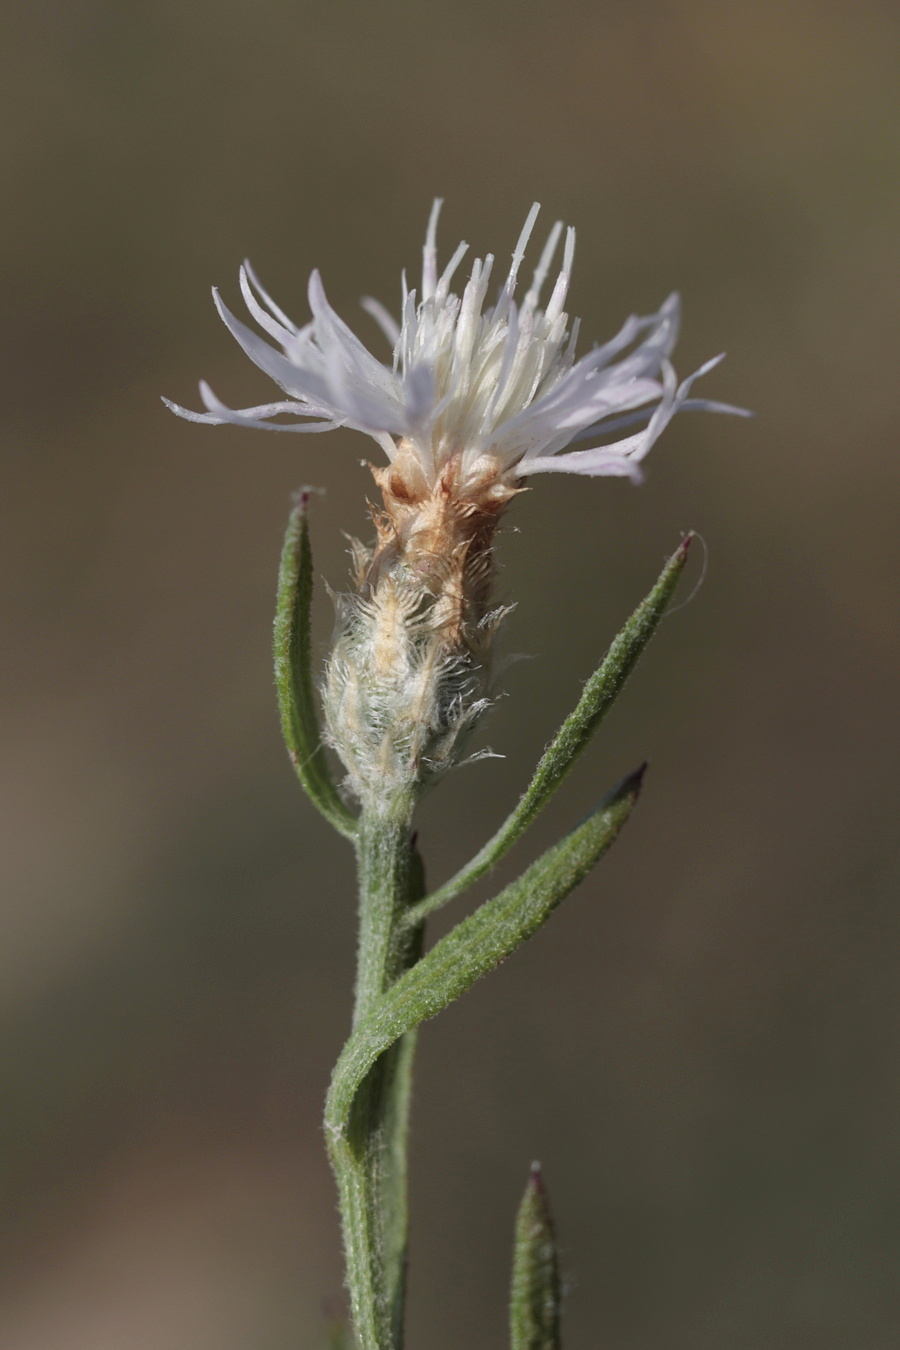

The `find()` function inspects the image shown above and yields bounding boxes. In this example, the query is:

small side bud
[510,1162,562,1350]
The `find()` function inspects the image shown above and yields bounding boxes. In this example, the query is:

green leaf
[274,492,357,839]
[406,536,692,925]
[510,1163,562,1350]
[326,766,643,1139]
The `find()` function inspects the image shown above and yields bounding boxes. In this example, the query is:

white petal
[434,240,469,303]
[520,449,644,480]
[242,259,300,333]
[239,264,296,345]
[162,396,225,425]
[568,394,751,445]
[543,226,575,325]
[680,397,754,418]
[422,198,442,301]
[213,289,337,407]
[520,354,737,478]
[493,203,540,324]
[499,373,661,457]
[373,431,399,461]
[481,300,520,431]
[199,382,341,432]
[322,344,407,435]
[453,255,494,384]
[600,293,680,384]
[403,363,437,427]
[162,388,340,433]
[308,270,399,401]
[522,220,563,314]
[569,406,657,441]
[361,296,401,347]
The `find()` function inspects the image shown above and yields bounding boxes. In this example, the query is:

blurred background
[2,0,899,1345]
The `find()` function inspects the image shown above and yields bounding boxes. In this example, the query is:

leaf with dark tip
[326,766,644,1140]
[406,537,692,925]
[510,1163,562,1350]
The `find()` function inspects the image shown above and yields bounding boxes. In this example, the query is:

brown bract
[363,440,523,647]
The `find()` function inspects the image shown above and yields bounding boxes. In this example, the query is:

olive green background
[2,1,899,1346]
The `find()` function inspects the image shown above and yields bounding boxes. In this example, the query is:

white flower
[165,200,748,485]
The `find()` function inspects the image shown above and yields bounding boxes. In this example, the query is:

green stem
[329,799,422,1350]
[353,805,417,1026]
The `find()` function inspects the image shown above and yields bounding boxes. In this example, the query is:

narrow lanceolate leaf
[274,492,357,839]
[326,767,644,1137]
[510,1163,562,1350]
[406,537,692,925]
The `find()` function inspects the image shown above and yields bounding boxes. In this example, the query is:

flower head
[167,204,747,806]
[165,200,747,495]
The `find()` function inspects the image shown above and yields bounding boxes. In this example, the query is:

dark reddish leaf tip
[600,761,648,811]
[291,484,325,514]
[677,531,694,558]
[623,760,649,795]
[526,1161,548,1200]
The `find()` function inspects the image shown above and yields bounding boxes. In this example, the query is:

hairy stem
[329,799,422,1350]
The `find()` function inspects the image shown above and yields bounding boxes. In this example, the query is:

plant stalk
[329,797,423,1350]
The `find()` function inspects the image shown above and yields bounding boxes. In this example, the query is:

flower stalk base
[330,803,422,1350]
